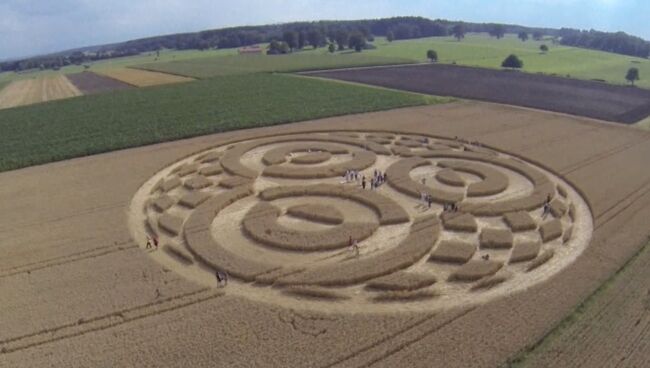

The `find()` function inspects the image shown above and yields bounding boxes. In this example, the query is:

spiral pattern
[128,130,593,311]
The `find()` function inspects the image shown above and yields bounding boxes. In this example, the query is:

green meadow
[0,73,443,172]
[137,33,650,88]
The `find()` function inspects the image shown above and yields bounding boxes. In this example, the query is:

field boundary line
[0,241,137,279]
[0,201,127,234]
[323,307,474,368]
[0,288,222,355]
[361,307,476,368]
[285,72,454,103]
[560,135,650,175]
[594,177,650,229]
[129,65,203,80]
[296,61,427,75]
[0,240,127,272]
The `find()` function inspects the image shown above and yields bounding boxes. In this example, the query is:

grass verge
[634,115,650,130]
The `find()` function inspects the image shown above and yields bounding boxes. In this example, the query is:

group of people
[419,191,459,211]
[145,236,159,250]
[419,191,435,209]
[443,202,459,212]
[454,136,483,147]
[343,169,360,183]
[343,169,388,190]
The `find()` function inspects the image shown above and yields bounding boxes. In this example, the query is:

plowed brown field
[0,75,82,109]
[66,71,134,94]
[306,64,650,124]
[1,101,649,367]
[96,68,194,87]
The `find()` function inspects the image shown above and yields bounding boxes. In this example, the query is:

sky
[0,0,648,59]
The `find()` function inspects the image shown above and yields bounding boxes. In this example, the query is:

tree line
[557,28,650,58]
[2,16,648,73]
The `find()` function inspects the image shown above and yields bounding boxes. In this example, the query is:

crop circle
[128,131,593,312]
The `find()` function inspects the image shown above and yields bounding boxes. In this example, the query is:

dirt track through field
[1,102,649,367]
[0,75,82,109]
[305,63,650,124]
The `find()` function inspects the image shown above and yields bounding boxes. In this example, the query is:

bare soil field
[1,102,649,367]
[95,68,194,87]
[305,64,650,124]
[0,75,82,109]
[66,71,134,94]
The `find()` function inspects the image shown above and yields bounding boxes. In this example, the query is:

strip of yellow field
[0,75,82,109]
[96,68,194,87]
[634,115,650,131]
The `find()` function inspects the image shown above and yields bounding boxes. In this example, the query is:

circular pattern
[128,130,593,312]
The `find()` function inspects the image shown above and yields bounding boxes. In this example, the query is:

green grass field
[0,73,443,172]
[368,34,650,88]
[135,33,649,88]
[136,52,414,78]
[0,48,238,83]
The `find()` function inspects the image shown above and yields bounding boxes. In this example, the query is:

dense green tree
[267,40,290,54]
[307,29,323,48]
[626,67,640,85]
[334,30,349,50]
[518,31,529,42]
[69,51,86,65]
[533,31,543,41]
[540,44,549,53]
[426,49,438,62]
[559,28,650,58]
[298,32,306,49]
[502,54,523,68]
[489,24,505,39]
[282,31,299,50]
[386,31,394,42]
[328,43,336,53]
[452,24,465,41]
[348,32,367,52]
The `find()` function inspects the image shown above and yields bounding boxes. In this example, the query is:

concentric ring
[127,130,593,312]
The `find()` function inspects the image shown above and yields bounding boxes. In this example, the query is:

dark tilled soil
[306,64,650,124]
[67,71,133,94]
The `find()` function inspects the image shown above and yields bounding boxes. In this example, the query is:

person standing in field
[362,176,366,189]
[216,270,228,287]
[542,202,551,219]
[146,237,152,249]
[351,239,359,257]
